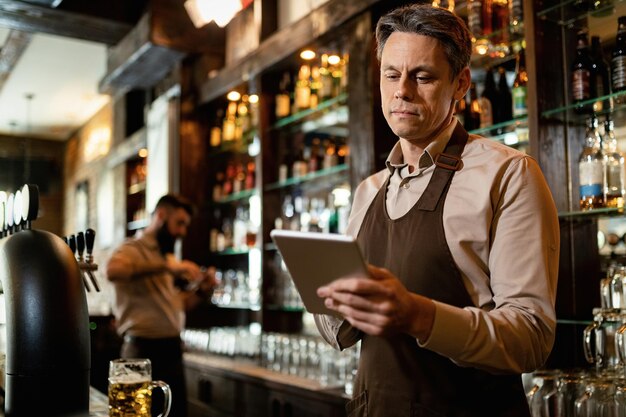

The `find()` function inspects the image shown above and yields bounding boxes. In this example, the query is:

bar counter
[183,352,349,417]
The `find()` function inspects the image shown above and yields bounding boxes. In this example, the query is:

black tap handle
[76,232,85,257]
[61,236,68,245]
[68,235,76,255]
[85,229,95,255]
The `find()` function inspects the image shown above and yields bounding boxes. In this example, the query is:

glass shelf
[536,0,620,27]
[541,90,626,121]
[271,93,348,131]
[214,189,257,204]
[558,207,624,219]
[264,164,348,191]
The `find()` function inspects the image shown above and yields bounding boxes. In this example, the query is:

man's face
[380,32,468,145]
[157,207,191,254]
[164,207,191,239]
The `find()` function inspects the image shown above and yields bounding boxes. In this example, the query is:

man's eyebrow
[381,64,437,74]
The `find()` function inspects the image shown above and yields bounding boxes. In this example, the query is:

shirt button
[402,182,410,189]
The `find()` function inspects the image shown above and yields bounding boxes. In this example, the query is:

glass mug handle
[151,380,172,417]
[583,321,600,364]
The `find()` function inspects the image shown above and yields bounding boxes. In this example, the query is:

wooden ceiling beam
[0,30,32,95]
[0,0,132,45]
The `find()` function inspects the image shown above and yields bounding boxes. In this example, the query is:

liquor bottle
[572,30,593,114]
[319,54,334,101]
[222,101,238,142]
[512,48,528,117]
[245,161,256,190]
[591,36,611,112]
[467,0,483,40]
[603,118,625,207]
[497,67,513,123]
[508,0,523,35]
[491,0,509,57]
[294,64,312,111]
[468,82,482,131]
[579,116,605,210]
[308,138,321,173]
[612,16,626,97]
[275,72,292,118]
[210,109,223,148]
[481,67,498,126]
[309,66,321,108]
[237,95,251,135]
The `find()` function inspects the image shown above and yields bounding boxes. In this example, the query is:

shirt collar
[385,118,459,175]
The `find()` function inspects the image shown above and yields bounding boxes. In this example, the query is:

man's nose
[395,76,412,100]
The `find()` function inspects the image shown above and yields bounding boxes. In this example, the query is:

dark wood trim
[0,30,32,95]
[98,13,185,95]
[199,0,384,104]
[0,0,132,45]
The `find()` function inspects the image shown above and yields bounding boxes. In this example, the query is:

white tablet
[270,229,369,318]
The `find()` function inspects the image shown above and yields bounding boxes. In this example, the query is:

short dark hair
[375,4,472,80]
[154,194,195,217]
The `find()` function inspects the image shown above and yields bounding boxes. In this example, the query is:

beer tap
[68,234,91,292]
[81,228,100,292]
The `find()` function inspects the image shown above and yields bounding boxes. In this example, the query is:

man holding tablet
[314,4,559,417]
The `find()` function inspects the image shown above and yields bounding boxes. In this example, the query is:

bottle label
[512,86,528,117]
[478,97,493,128]
[612,55,626,90]
[579,160,603,198]
[572,69,590,100]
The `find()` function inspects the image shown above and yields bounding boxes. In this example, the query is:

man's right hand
[165,255,203,281]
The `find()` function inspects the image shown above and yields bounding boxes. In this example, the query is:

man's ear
[453,67,471,102]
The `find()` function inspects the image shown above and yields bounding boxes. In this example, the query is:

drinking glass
[108,358,171,417]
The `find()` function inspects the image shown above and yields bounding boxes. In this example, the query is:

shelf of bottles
[536,0,618,27]
[544,5,626,219]
[448,0,528,149]
[262,47,352,312]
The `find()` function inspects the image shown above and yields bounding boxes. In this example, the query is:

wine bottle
[572,30,593,114]
[590,36,611,111]
[611,16,626,98]
[481,68,498,127]
[497,67,513,123]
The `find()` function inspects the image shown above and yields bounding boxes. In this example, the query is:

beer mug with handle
[108,358,172,417]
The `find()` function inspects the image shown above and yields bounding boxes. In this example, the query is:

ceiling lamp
[185,0,248,28]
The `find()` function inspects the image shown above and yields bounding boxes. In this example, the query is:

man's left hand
[317,265,436,341]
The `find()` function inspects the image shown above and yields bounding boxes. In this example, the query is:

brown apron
[348,123,530,417]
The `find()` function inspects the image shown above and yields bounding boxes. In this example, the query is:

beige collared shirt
[315,119,559,374]
[107,230,185,338]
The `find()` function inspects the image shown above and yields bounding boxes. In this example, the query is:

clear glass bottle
[579,116,605,210]
[603,118,625,208]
